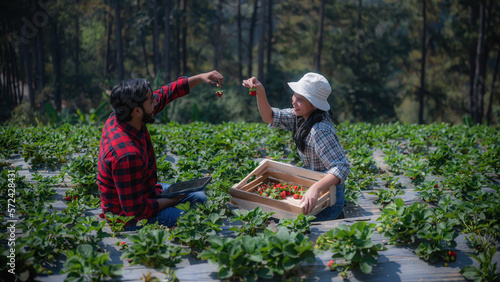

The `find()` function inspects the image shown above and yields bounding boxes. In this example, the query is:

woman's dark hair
[109,78,152,122]
[293,109,338,152]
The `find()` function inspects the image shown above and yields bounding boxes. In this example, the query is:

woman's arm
[242,77,273,124]
[300,173,340,215]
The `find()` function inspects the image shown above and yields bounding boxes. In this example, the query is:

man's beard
[141,107,155,124]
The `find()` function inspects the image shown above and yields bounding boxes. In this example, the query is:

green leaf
[360,261,373,274]
[460,265,478,280]
[77,244,93,259]
[257,267,273,279]
[218,266,233,279]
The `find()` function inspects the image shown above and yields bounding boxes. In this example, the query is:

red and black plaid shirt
[97,77,190,222]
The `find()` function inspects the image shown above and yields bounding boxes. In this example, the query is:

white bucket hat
[287,72,332,111]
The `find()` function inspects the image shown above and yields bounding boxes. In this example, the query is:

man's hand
[157,195,186,211]
[188,70,224,89]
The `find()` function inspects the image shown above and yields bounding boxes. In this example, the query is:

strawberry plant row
[0,121,499,281]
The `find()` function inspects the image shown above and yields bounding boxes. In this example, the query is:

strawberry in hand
[249,88,257,96]
[215,87,223,97]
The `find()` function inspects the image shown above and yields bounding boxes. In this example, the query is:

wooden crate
[230,159,336,219]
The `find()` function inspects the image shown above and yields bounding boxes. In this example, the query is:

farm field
[1,121,499,281]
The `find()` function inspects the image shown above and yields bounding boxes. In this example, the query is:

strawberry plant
[376,198,433,244]
[415,179,444,203]
[315,221,387,274]
[460,245,500,282]
[121,229,189,269]
[276,213,315,234]
[414,219,459,263]
[104,213,135,237]
[199,229,315,280]
[61,244,123,281]
[230,206,274,236]
[61,153,99,198]
[368,187,405,208]
[169,202,225,252]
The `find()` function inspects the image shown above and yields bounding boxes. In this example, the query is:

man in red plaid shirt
[98,70,224,230]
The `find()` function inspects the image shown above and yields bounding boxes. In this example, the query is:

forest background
[0,0,499,126]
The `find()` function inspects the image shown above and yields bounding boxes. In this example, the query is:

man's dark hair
[110,78,152,122]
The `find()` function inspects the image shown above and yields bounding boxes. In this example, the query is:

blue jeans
[124,186,207,231]
[312,184,345,221]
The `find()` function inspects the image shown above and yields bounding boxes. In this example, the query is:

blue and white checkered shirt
[270,108,351,183]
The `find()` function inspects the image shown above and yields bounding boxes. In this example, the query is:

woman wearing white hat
[242,73,351,220]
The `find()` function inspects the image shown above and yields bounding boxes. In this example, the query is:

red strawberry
[293,194,300,199]
[328,260,335,267]
[286,191,291,196]
[63,196,72,201]
[280,191,286,199]
[216,90,223,97]
[448,250,457,261]
[434,184,439,188]
[120,241,126,246]
[249,88,257,96]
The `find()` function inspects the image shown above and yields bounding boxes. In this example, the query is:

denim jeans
[312,184,345,222]
[124,185,207,231]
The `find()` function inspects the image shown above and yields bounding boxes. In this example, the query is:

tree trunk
[175,0,180,76]
[142,38,152,78]
[258,0,265,81]
[50,21,62,112]
[469,3,478,121]
[248,0,258,77]
[75,0,80,79]
[35,30,45,94]
[356,0,362,63]
[21,27,35,110]
[153,0,160,76]
[486,49,499,124]
[472,0,485,124]
[266,0,273,76]
[237,0,243,82]
[214,0,222,70]
[419,0,426,124]
[316,0,326,72]
[115,0,124,81]
[163,0,171,81]
[105,0,113,77]
[181,0,187,74]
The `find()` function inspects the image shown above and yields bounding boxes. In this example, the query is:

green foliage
[104,213,135,237]
[229,207,275,237]
[315,221,387,274]
[61,244,123,282]
[376,198,460,263]
[169,202,225,253]
[460,245,500,282]
[199,229,316,280]
[276,213,315,234]
[121,230,189,269]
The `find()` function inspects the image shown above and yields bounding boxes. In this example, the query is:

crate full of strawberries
[230,159,335,219]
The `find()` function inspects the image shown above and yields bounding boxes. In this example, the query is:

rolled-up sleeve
[312,128,351,183]
[113,154,159,220]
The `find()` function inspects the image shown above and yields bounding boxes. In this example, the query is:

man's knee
[192,191,207,203]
